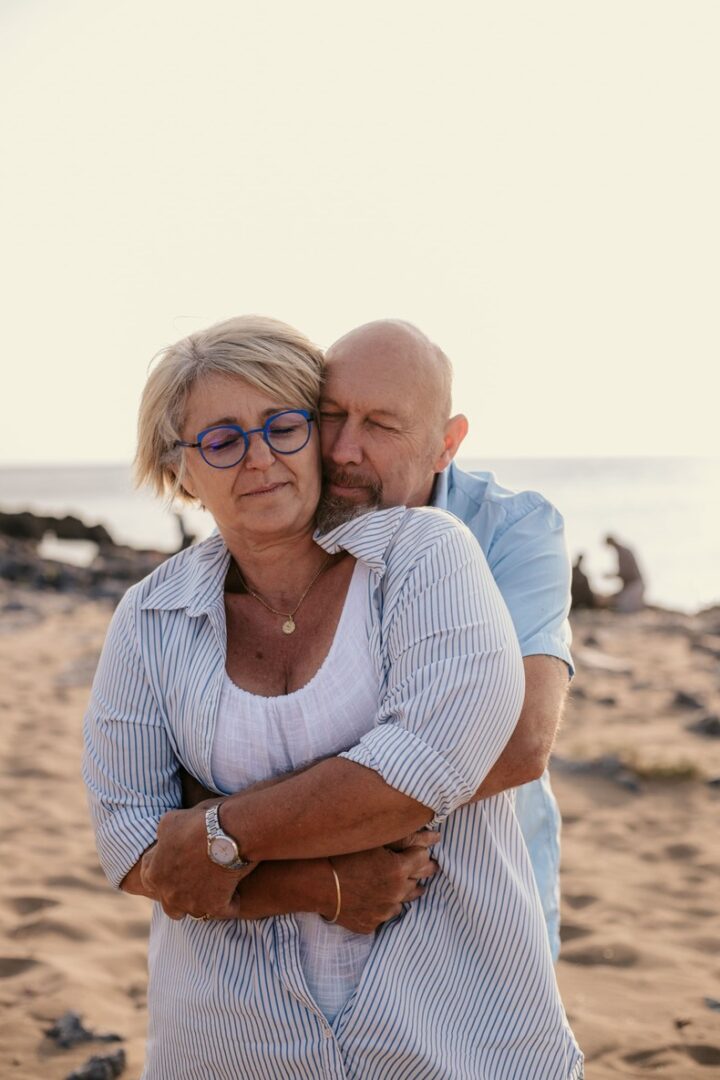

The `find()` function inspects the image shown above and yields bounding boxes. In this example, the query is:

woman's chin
[218,502,319,543]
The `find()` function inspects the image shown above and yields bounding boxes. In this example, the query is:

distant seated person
[604,534,645,613]
[571,553,597,609]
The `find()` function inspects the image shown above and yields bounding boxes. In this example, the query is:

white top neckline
[222,557,365,702]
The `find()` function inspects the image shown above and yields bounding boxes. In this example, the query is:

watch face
[210,836,238,866]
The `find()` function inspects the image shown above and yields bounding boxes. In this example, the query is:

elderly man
[318,319,572,960]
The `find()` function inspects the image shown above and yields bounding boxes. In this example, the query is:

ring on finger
[188,913,212,922]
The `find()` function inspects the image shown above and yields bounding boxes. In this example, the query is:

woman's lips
[241,482,288,497]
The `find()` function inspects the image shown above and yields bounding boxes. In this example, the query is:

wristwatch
[205,803,249,870]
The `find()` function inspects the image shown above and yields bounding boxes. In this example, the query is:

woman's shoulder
[385,505,482,569]
[318,504,479,576]
[116,532,228,618]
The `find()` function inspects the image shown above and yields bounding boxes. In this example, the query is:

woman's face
[178,374,322,547]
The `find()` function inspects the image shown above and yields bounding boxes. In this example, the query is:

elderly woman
[83,316,582,1080]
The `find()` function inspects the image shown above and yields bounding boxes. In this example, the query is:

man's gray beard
[315,488,382,534]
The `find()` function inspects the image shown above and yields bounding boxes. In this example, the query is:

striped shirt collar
[140,505,409,617]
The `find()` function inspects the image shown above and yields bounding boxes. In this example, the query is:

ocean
[0,457,717,613]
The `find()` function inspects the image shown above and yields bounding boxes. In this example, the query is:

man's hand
[139,801,255,919]
[332,830,440,934]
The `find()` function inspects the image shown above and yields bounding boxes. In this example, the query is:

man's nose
[324,421,364,466]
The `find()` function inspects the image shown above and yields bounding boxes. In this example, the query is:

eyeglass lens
[199,411,311,467]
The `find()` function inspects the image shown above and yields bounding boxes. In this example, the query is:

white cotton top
[211,560,378,1023]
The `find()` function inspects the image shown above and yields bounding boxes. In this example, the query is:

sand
[1,583,719,1079]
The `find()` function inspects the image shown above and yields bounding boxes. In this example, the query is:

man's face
[318,340,446,529]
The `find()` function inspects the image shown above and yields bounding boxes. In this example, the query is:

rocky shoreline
[0,510,171,603]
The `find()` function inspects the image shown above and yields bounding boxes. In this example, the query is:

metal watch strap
[205,803,249,870]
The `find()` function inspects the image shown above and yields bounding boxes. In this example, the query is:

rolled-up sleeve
[82,590,181,887]
[340,517,525,822]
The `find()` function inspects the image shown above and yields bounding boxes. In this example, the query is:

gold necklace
[230,554,333,635]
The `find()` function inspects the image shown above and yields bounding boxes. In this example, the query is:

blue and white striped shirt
[83,506,583,1080]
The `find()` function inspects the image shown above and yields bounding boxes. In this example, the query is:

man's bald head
[325,319,453,429]
[317,319,468,530]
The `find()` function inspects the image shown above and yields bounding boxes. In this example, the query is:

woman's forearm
[127,839,438,932]
[121,857,154,898]
[232,859,335,919]
[121,848,336,919]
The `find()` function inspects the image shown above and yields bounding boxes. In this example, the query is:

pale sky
[2,0,718,464]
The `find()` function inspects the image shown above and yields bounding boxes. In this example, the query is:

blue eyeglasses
[174,409,314,469]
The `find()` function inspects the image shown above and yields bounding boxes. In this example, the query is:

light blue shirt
[84,505,582,1080]
[433,463,573,961]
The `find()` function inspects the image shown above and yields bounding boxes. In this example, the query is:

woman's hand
[330,830,440,934]
[139,802,256,920]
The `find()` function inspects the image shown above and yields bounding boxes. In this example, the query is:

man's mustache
[323,468,380,491]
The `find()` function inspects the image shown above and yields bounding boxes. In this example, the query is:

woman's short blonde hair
[135,315,324,503]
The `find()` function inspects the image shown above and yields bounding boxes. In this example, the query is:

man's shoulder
[444,464,564,549]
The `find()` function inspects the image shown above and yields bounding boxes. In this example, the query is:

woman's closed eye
[206,431,243,452]
[269,422,302,438]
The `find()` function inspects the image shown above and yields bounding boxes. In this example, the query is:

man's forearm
[470,655,568,801]
[220,757,433,862]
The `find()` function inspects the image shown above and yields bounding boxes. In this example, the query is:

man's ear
[433,413,469,471]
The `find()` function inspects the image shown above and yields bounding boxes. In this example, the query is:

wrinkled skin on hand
[332,830,440,934]
[139,800,256,920]
[145,774,440,927]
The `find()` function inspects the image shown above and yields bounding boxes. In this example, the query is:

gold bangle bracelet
[321,860,342,924]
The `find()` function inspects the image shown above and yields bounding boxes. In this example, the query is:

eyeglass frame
[174,408,315,469]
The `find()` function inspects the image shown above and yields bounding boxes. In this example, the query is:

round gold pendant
[282,617,296,635]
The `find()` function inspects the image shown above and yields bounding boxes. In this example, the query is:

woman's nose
[243,431,276,469]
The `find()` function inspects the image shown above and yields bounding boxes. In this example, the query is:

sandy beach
[1,580,719,1079]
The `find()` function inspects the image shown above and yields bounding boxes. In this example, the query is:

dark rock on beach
[45,1012,122,1050]
[0,508,169,603]
[65,1050,126,1080]
[672,689,705,710]
[0,511,114,547]
[686,714,720,738]
[551,752,642,792]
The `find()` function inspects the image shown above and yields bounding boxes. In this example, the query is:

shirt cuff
[95,811,162,889]
[339,723,477,824]
[520,633,575,678]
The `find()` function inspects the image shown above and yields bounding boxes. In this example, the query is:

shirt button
[323,1026,333,1039]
